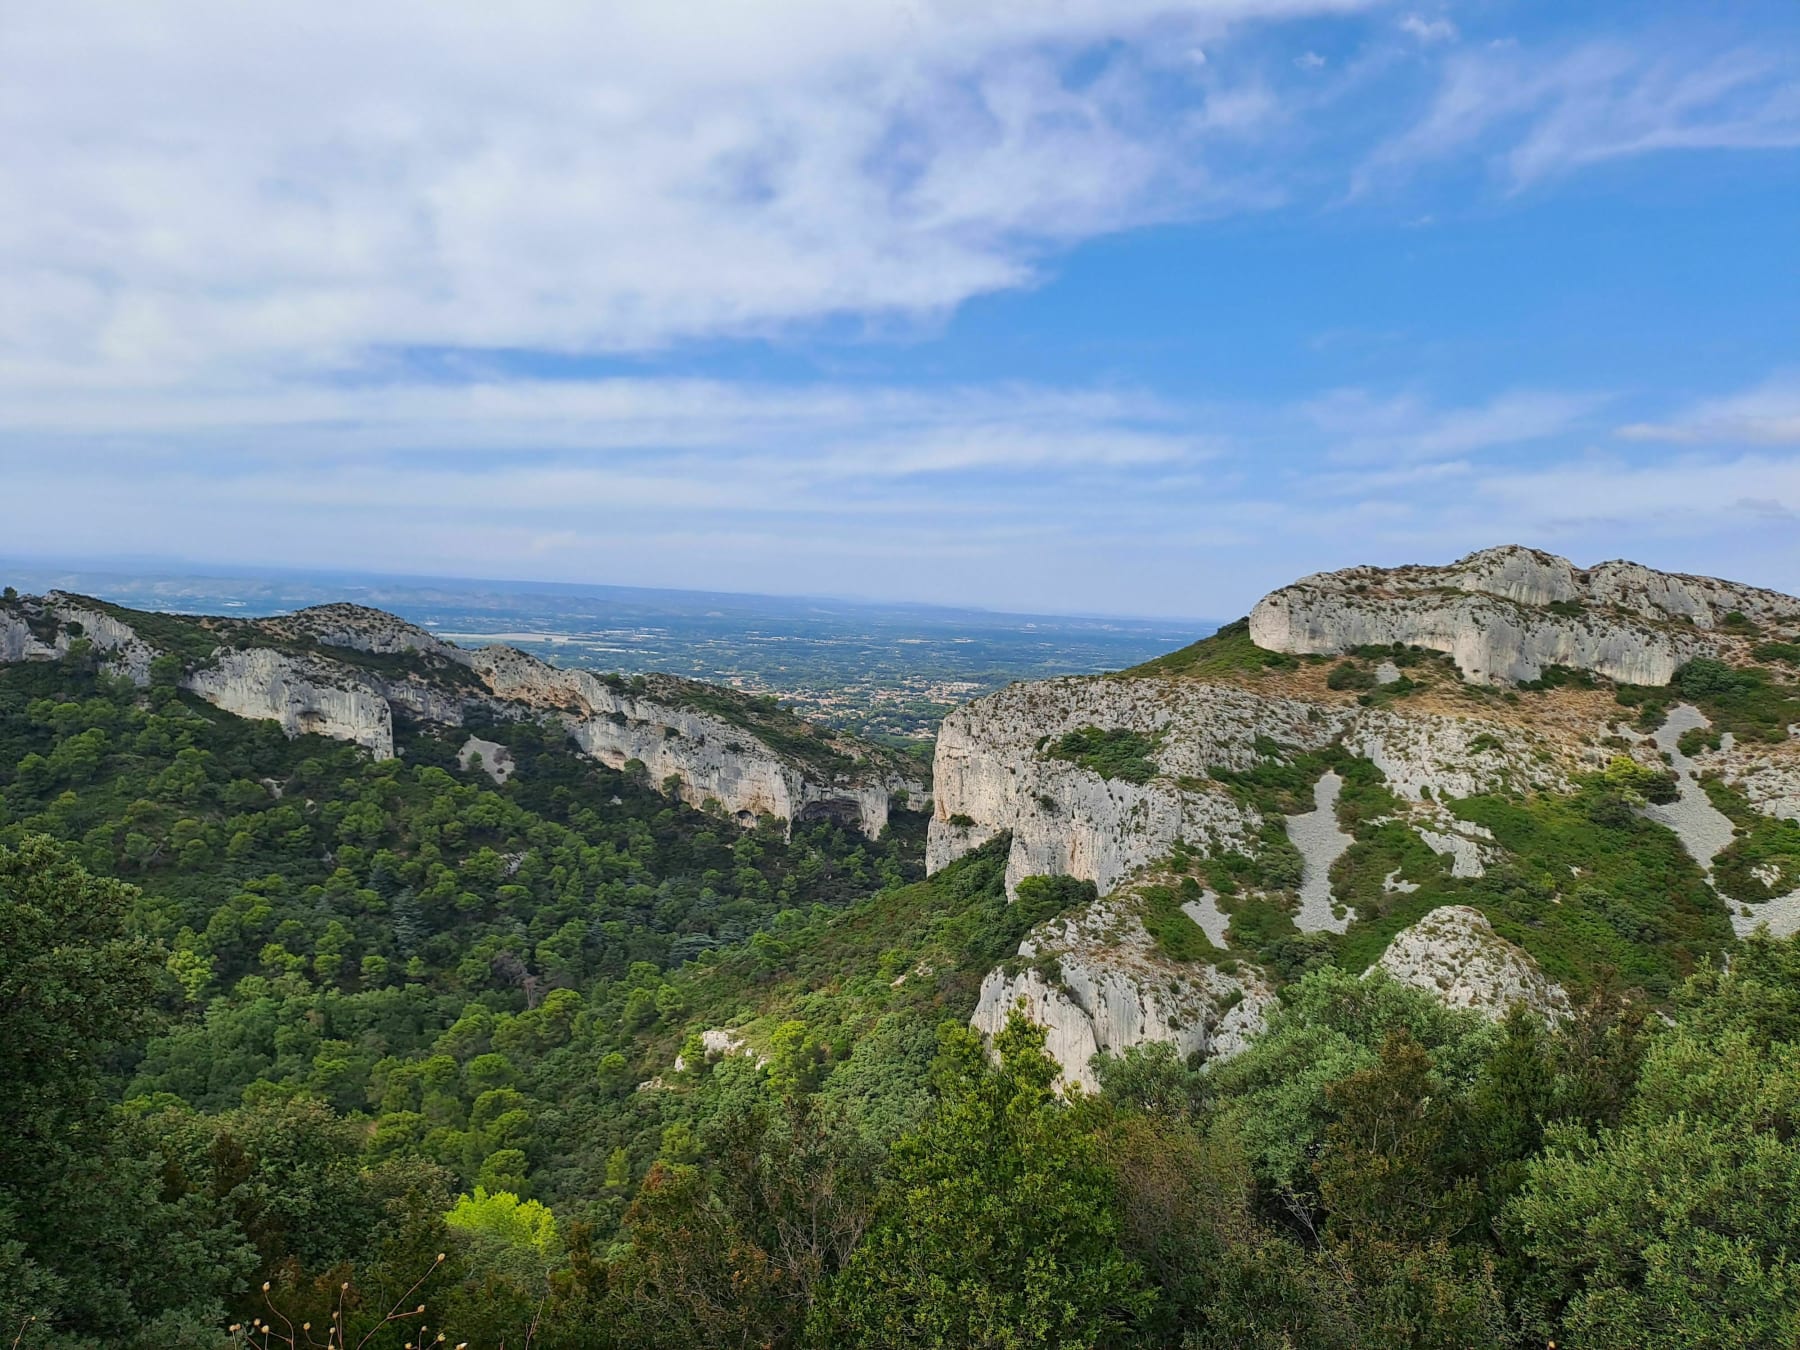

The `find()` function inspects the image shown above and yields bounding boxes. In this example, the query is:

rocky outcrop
[1375,906,1569,1019]
[928,674,1557,899]
[0,607,51,664]
[0,590,921,839]
[971,898,1274,1092]
[1249,545,1800,686]
[271,603,467,659]
[947,546,1800,1076]
[1,594,162,684]
[459,736,517,784]
[184,649,396,758]
[674,1027,767,1073]
[462,648,925,835]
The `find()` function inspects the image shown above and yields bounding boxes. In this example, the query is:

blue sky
[2,0,1796,618]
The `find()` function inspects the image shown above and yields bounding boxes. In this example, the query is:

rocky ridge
[1250,544,1800,686]
[0,590,924,838]
[935,546,1800,1087]
[927,671,1569,902]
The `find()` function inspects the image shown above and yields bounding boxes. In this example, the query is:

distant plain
[0,558,1210,740]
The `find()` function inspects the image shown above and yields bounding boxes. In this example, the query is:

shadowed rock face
[1249,544,1800,686]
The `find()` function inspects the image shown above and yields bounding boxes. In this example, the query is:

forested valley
[4,648,1799,1348]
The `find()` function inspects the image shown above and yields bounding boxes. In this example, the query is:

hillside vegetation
[5,565,1800,1347]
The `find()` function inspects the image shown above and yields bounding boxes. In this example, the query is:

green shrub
[1326,662,1377,691]
[1045,725,1163,784]
[1751,640,1800,665]
[1676,725,1721,757]
[1670,658,1800,744]
[1139,881,1219,963]
[1124,618,1298,678]
[1518,664,1597,692]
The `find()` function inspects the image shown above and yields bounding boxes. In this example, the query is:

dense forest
[4,648,1799,1347]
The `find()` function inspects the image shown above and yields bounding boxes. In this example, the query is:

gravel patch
[1181,889,1232,946]
[458,735,517,784]
[1641,705,1800,938]
[1287,770,1353,934]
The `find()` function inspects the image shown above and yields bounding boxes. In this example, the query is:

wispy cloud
[1398,14,1458,46]
[1360,37,1800,191]
[1619,373,1800,446]
[1304,387,1607,462]
[2,4,1796,615]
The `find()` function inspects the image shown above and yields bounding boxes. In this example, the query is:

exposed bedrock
[927,675,1557,898]
[0,593,921,839]
[1249,544,1800,686]
[184,649,397,759]
[1287,771,1352,934]
[1374,906,1569,1020]
[2,594,162,684]
[970,900,1275,1092]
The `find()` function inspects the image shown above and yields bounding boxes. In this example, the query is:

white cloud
[0,0,1379,394]
[1472,452,1800,530]
[1360,38,1800,191]
[1618,374,1800,447]
[1303,387,1607,462]
[1399,14,1458,45]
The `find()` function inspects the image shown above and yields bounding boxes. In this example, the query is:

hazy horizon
[0,551,1222,626]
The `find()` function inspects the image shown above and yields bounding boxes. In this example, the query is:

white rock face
[468,647,925,837]
[1,595,162,684]
[929,678,1324,895]
[1249,544,1798,686]
[0,592,921,839]
[1732,759,1800,823]
[50,598,163,684]
[184,649,396,758]
[971,899,1274,1092]
[0,608,51,664]
[1181,889,1231,946]
[928,673,1554,899]
[676,1027,768,1073]
[277,603,469,660]
[1375,906,1569,1019]
[1418,825,1491,879]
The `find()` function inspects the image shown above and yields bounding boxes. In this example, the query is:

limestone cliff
[465,649,927,836]
[928,673,1566,901]
[1,593,161,684]
[184,648,397,758]
[944,545,1800,1087]
[970,896,1274,1092]
[1249,544,1800,686]
[0,591,924,838]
